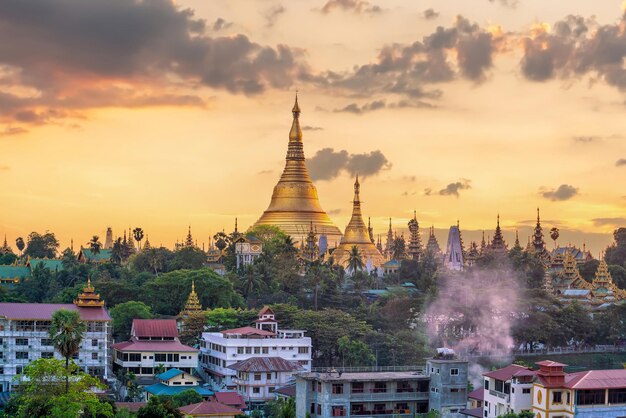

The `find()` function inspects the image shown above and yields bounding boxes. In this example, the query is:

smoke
[424,264,521,376]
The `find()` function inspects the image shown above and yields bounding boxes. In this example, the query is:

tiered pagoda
[384,219,394,260]
[252,96,343,245]
[332,176,385,270]
[490,215,508,253]
[407,211,423,260]
[0,236,12,255]
[531,208,550,262]
[180,280,203,318]
[74,277,105,307]
[553,250,592,294]
[591,258,626,302]
[426,226,441,255]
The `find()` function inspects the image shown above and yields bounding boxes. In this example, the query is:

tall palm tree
[347,245,364,274]
[133,227,144,251]
[15,237,25,256]
[49,309,86,393]
[88,235,101,255]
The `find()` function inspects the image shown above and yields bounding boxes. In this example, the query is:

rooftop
[221,326,276,337]
[0,302,111,321]
[111,339,197,353]
[178,400,242,416]
[273,385,296,397]
[144,383,213,397]
[297,370,428,382]
[156,368,184,381]
[212,392,246,409]
[132,319,179,338]
[228,357,303,372]
[483,364,535,381]
[565,369,626,390]
[468,387,484,401]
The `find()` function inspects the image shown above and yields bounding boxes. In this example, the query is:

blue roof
[562,289,590,296]
[157,368,184,381]
[144,383,213,397]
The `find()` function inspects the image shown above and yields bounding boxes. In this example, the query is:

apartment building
[483,364,536,417]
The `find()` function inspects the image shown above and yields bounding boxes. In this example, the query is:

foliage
[7,358,113,418]
[205,307,258,331]
[498,412,534,418]
[137,396,182,418]
[49,309,86,393]
[337,336,376,367]
[605,227,626,266]
[266,397,296,418]
[169,389,203,408]
[88,235,102,255]
[168,247,207,271]
[347,245,364,274]
[110,301,153,341]
[24,231,60,258]
[0,252,17,265]
[179,312,206,346]
[15,237,25,254]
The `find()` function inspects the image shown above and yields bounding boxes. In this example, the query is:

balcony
[350,410,415,417]
[348,391,429,402]
[488,390,510,402]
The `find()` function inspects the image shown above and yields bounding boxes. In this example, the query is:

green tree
[179,312,206,346]
[49,309,86,393]
[88,235,102,255]
[204,307,258,331]
[347,245,364,274]
[111,238,125,264]
[171,389,203,407]
[498,412,534,418]
[24,231,60,258]
[0,252,17,265]
[15,236,25,256]
[337,336,376,367]
[137,396,182,418]
[7,358,113,418]
[110,301,153,341]
[168,246,207,271]
[267,397,296,418]
[605,227,626,266]
[133,227,145,251]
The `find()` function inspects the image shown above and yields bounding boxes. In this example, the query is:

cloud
[422,9,439,20]
[302,125,323,131]
[592,217,626,227]
[258,169,274,175]
[541,184,579,201]
[327,208,342,215]
[437,179,472,197]
[519,13,626,92]
[333,99,435,113]
[264,4,285,27]
[489,0,519,7]
[0,165,9,171]
[307,148,390,180]
[0,0,307,127]
[616,158,626,166]
[0,126,28,137]
[572,135,601,143]
[212,18,233,31]
[321,0,382,14]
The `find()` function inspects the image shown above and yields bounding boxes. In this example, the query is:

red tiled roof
[228,357,303,372]
[132,319,178,338]
[111,339,197,352]
[222,326,275,337]
[564,370,626,389]
[258,306,274,316]
[536,360,567,367]
[460,407,483,418]
[178,401,242,416]
[468,387,484,401]
[483,364,535,381]
[0,303,111,321]
[213,392,246,409]
[115,402,146,412]
[274,385,296,397]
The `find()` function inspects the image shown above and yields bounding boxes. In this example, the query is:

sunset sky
[1,0,625,254]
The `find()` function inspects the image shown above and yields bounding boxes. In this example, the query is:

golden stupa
[253,96,343,244]
[332,176,385,269]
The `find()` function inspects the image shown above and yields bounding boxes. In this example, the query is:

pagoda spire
[490,214,507,252]
[143,235,151,250]
[407,210,423,260]
[179,280,203,318]
[185,226,194,247]
[74,276,105,307]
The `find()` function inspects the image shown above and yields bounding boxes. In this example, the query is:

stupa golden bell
[252,96,343,244]
[332,176,385,269]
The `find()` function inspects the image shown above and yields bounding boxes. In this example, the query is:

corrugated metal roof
[111,339,197,352]
[0,302,111,321]
[132,319,178,338]
[156,368,184,380]
[213,392,246,408]
[227,357,303,372]
[144,383,213,397]
[179,401,242,415]
[221,326,275,337]
[484,364,535,381]
[565,369,626,389]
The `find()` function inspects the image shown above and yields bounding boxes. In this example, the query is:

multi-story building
[145,368,213,399]
[228,356,303,406]
[482,364,535,417]
[0,279,112,391]
[234,236,263,269]
[295,356,469,417]
[532,360,626,418]
[200,306,312,388]
[112,319,198,378]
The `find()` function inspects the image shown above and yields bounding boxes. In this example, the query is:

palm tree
[50,309,86,393]
[347,245,364,274]
[88,235,101,255]
[133,227,144,251]
[273,397,296,418]
[111,238,124,264]
[15,237,25,256]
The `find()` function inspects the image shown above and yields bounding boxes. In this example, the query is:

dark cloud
[302,125,323,131]
[541,184,579,201]
[321,0,382,14]
[0,0,307,127]
[572,135,601,143]
[317,16,504,100]
[258,169,274,175]
[592,217,626,227]
[264,4,285,27]
[520,13,626,92]
[333,99,435,113]
[307,148,390,181]
[212,18,233,31]
[616,158,626,166]
[422,9,439,20]
[438,179,471,197]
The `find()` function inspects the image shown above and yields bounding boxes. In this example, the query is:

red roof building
[212,392,246,410]
[483,364,535,417]
[178,400,242,417]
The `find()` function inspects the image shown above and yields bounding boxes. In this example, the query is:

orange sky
[0,0,625,254]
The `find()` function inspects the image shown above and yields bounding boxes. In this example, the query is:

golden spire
[252,95,342,243]
[74,276,105,307]
[180,280,203,317]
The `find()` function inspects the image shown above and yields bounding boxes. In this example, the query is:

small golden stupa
[179,280,203,318]
[332,176,385,269]
[74,277,105,307]
[252,95,343,245]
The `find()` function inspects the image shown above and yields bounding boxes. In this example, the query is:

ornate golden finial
[74,276,104,308]
[292,91,300,115]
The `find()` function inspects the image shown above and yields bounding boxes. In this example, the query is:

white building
[234,236,263,269]
[0,282,112,391]
[483,364,536,417]
[200,306,311,388]
[229,356,303,405]
[112,319,198,378]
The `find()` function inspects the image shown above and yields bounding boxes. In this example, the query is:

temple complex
[252,96,342,245]
[426,226,441,256]
[331,176,385,270]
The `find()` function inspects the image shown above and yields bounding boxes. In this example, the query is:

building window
[91,339,98,347]
[16,352,28,360]
[332,383,344,394]
[92,353,98,360]
[266,373,272,380]
[523,388,531,394]
[16,366,23,375]
[553,391,562,403]
[253,387,260,394]
[299,347,309,354]
[128,353,141,362]
[484,380,490,390]
[41,352,54,359]
[331,406,346,416]
[167,354,179,362]
[608,388,626,404]
[352,382,364,393]
[237,347,244,354]
[566,391,571,404]
[451,388,459,392]
[41,338,52,346]
[254,347,260,354]
[245,347,252,354]
[577,389,605,406]
[450,368,459,376]
[310,403,315,414]
[15,338,28,346]
[373,382,387,393]
[0,367,3,374]
[262,347,269,354]
[254,373,262,381]
[155,354,166,362]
